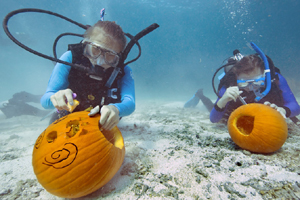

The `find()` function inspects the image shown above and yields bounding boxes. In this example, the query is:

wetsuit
[40,50,135,117]
[210,73,300,123]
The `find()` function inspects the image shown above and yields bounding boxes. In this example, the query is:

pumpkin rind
[227,103,288,153]
[32,111,125,198]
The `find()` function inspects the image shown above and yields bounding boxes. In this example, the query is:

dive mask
[82,40,120,67]
[237,75,265,93]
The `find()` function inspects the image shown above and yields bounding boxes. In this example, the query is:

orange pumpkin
[32,111,125,198]
[227,103,288,153]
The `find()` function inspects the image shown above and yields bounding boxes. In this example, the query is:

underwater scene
[0,0,300,199]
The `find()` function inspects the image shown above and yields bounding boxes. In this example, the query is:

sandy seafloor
[1,100,300,200]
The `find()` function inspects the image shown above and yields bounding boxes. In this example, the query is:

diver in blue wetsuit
[41,21,135,130]
[210,53,300,123]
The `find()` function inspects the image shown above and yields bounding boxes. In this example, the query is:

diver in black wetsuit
[0,91,50,119]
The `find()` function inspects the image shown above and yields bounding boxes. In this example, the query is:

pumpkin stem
[236,115,254,135]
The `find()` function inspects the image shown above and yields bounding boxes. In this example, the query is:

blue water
[1,0,300,102]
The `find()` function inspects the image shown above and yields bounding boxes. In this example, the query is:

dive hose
[2,8,90,72]
[3,8,159,77]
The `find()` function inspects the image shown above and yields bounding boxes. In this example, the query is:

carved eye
[46,131,57,143]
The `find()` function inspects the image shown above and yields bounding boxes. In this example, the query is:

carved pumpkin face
[227,103,288,153]
[32,111,125,198]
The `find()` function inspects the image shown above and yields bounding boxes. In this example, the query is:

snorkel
[250,42,271,102]
[105,23,159,88]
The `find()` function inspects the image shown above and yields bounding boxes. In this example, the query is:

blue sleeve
[40,51,72,109]
[277,73,300,117]
[210,87,227,123]
[184,95,200,108]
[111,65,135,117]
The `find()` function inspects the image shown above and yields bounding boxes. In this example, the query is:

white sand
[0,100,300,200]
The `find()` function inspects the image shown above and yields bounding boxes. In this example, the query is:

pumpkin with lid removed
[32,111,125,198]
[227,103,288,153]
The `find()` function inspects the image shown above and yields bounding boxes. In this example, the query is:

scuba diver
[3,8,159,130]
[41,20,134,130]
[210,45,300,123]
[0,91,50,119]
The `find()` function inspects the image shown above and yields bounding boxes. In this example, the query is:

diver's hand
[264,101,286,119]
[88,105,120,130]
[50,89,74,111]
[100,105,120,130]
[217,86,243,109]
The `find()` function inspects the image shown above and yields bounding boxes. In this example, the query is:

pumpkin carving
[32,111,125,198]
[227,103,288,153]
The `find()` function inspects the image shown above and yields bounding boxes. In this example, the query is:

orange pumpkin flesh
[227,103,288,153]
[32,111,125,198]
